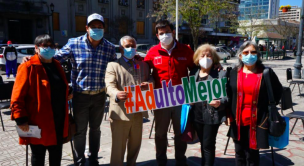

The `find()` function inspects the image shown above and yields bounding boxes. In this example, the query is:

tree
[109,16,135,43]
[151,0,236,50]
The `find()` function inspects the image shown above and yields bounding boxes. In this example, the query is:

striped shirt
[54,34,117,92]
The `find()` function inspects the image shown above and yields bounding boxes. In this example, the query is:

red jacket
[10,54,69,146]
[144,42,195,89]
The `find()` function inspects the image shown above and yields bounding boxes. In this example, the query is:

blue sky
[280,0,302,7]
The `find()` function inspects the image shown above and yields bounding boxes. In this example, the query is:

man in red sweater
[144,20,195,166]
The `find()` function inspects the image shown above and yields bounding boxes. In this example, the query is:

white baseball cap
[87,13,104,25]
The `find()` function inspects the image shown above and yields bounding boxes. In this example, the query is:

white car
[0,45,35,71]
[215,47,231,60]
[115,45,146,59]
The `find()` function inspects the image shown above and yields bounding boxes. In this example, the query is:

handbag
[268,117,289,149]
[63,100,77,144]
[263,68,286,137]
[180,104,197,142]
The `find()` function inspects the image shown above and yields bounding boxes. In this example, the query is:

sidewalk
[0,55,304,165]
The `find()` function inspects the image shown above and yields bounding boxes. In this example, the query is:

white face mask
[199,57,213,69]
[159,33,173,46]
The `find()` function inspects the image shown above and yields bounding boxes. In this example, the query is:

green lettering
[197,82,207,101]
[182,76,198,103]
[207,80,213,103]
[221,77,227,97]
[212,79,221,99]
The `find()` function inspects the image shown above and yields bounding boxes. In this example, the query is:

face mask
[199,57,213,69]
[8,44,12,47]
[241,54,257,66]
[39,47,55,60]
[123,47,136,59]
[159,33,173,46]
[89,28,104,41]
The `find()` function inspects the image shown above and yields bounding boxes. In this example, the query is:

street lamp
[293,0,304,79]
[50,3,54,40]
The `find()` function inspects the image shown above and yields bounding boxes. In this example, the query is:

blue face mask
[123,47,136,59]
[8,44,12,47]
[39,47,55,60]
[89,28,104,41]
[241,54,257,66]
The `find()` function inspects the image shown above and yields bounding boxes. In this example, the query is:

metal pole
[51,11,54,40]
[176,0,178,41]
[293,0,304,79]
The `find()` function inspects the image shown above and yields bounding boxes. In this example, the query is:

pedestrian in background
[105,35,154,166]
[144,20,195,166]
[226,41,282,166]
[3,40,17,79]
[11,34,72,166]
[189,44,228,166]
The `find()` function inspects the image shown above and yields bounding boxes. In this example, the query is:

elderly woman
[226,41,283,166]
[10,34,72,166]
[189,44,228,166]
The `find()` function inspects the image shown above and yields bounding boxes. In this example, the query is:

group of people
[10,13,283,166]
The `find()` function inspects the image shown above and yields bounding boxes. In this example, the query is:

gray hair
[119,36,136,47]
[236,41,263,69]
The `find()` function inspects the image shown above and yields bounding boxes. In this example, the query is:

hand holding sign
[209,100,221,108]
[117,91,129,101]
[140,82,149,91]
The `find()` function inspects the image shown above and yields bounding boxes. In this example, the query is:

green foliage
[151,0,237,50]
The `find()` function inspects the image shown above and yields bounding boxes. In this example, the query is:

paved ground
[1,52,304,165]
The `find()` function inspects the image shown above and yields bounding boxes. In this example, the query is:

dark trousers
[30,144,63,166]
[5,59,17,78]
[72,91,106,166]
[154,106,187,166]
[193,122,220,166]
[233,126,260,166]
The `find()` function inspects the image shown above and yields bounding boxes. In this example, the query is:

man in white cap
[54,13,116,166]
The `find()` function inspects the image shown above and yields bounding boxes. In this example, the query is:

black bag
[263,68,286,137]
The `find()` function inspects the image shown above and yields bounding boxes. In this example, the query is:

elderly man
[22,13,117,166]
[105,36,153,166]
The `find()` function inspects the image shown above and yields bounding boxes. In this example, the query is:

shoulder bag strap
[263,68,276,104]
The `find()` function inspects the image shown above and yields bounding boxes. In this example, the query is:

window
[152,22,156,35]
[118,0,129,6]
[201,15,208,25]
[137,0,145,9]
[53,12,60,31]
[104,18,109,33]
[17,48,35,55]
[119,20,127,34]
[136,21,145,35]
[75,15,86,32]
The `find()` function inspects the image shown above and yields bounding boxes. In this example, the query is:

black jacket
[226,66,283,149]
[189,67,228,125]
[4,46,18,61]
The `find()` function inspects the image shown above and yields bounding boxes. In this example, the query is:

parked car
[136,44,153,54]
[215,47,231,60]
[218,45,236,57]
[0,45,35,71]
[115,45,146,59]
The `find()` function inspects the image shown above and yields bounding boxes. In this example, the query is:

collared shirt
[54,34,117,92]
[161,41,176,56]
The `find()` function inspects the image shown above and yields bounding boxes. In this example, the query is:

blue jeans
[72,91,106,165]
[6,59,17,78]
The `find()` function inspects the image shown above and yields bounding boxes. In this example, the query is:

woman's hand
[209,100,221,108]
[68,94,73,100]
[18,123,29,132]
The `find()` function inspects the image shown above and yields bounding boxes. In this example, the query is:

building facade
[239,0,280,20]
[279,6,301,22]
[0,0,154,45]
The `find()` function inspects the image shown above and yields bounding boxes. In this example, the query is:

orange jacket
[10,54,69,146]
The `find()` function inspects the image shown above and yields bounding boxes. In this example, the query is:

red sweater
[241,72,259,126]
[144,42,195,89]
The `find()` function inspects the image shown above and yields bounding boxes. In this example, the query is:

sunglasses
[242,51,257,55]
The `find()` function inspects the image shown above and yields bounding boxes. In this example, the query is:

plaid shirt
[54,34,117,92]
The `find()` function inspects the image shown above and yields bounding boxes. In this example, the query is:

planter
[282,7,288,12]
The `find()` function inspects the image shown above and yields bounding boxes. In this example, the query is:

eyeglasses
[242,51,257,55]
